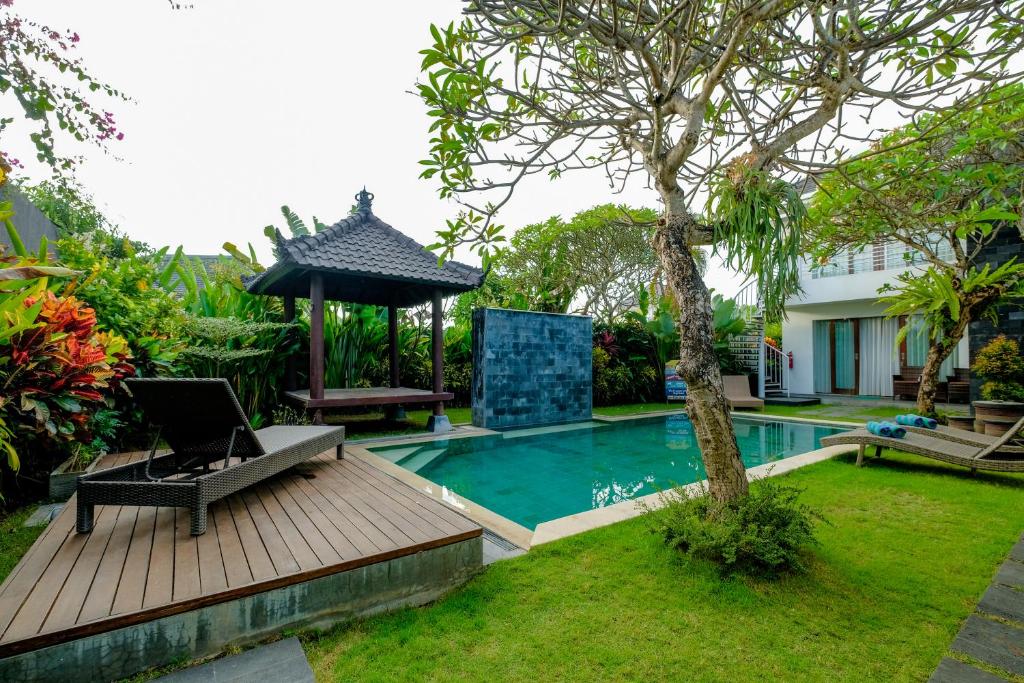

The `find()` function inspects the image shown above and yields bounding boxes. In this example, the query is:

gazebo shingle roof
[245,190,484,307]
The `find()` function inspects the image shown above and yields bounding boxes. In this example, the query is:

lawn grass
[303,452,1024,682]
[0,506,44,585]
[595,401,943,424]
[329,407,472,441]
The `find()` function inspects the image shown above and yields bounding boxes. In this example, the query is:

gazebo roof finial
[355,187,374,214]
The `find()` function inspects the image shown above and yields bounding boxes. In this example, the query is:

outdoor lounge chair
[820,415,1024,473]
[76,378,345,536]
[899,421,1023,453]
[722,375,764,410]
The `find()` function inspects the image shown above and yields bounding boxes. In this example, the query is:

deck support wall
[0,537,482,683]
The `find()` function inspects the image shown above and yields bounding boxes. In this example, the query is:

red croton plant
[3,290,133,450]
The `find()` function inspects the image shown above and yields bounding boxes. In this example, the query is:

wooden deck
[285,386,454,409]
[0,449,480,658]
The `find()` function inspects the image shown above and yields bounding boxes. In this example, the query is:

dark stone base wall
[471,308,592,429]
[969,229,1024,401]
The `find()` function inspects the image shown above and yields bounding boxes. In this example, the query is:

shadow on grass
[831,450,1024,490]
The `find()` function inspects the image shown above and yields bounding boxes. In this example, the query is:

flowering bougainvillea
[0,0,128,179]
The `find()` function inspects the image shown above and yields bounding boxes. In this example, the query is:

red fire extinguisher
[788,351,794,369]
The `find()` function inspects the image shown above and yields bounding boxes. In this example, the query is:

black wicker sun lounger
[76,378,345,536]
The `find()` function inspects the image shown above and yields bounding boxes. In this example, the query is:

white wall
[782,301,970,396]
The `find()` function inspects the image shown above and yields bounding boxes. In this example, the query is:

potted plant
[48,409,123,500]
[971,335,1024,435]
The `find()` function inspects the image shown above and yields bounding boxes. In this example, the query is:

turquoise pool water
[370,414,847,530]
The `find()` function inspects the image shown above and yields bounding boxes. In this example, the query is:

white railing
[805,241,955,280]
[764,342,789,397]
[733,279,762,321]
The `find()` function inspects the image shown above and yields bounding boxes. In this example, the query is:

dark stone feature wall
[968,229,1024,400]
[472,308,592,429]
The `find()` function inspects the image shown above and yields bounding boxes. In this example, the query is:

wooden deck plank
[240,490,301,576]
[278,474,362,561]
[77,505,139,624]
[267,480,342,566]
[196,508,227,595]
[171,508,201,602]
[111,506,157,616]
[4,503,118,642]
[289,473,383,557]
[226,494,276,582]
[0,456,482,657]
[212,503,253,589]
[340,457,466,537]
[346,456,478,534]
[0,508,74,635]
[254,487,321,572]
[296,469,399,553]
[142,506,175,609]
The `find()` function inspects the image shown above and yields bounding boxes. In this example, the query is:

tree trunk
[654,209,749,502]
[916,318,968,417]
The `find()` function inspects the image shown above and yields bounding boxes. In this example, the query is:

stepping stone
[1011,539,1024,564]
[929,657,1007,682]
[23,503,63,527]
[996,560,1024,589]
[154,637,313,683]
[979,585,1024,624]
[951,615,1024,677]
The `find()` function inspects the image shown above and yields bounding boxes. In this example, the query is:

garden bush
[644,477,825,576]
[973,335,1024,402]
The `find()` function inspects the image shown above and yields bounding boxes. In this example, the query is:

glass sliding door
[833,320,858,394]
[812,318,860,395]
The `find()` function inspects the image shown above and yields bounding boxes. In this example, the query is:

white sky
[4,1,748,297]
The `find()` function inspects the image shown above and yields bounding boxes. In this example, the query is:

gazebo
[245,189,484,431]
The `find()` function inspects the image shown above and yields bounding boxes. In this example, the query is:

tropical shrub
[973,335,1024,402]
[1,290,134,498]
[644,477,825,577]
[177,316,297,427]
[592,324,661,405]
[57,232,184,377]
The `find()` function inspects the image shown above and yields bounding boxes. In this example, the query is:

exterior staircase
[727,281,789,398]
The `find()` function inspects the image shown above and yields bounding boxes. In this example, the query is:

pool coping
[351,411,860,550]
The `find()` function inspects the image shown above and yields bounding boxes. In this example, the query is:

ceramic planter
[48,455,102,501]
[973,400,1024,422]
[946,415,976,432]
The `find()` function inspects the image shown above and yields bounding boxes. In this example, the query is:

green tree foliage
[806,87,1024,415]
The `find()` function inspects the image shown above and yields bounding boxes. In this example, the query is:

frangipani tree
[807,87,1024,416]
[417,0,1023,501]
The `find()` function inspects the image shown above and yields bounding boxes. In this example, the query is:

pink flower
[115,132,124,141]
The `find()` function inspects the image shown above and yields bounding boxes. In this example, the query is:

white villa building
[779,241,969,398]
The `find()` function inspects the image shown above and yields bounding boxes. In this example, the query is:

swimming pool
[369,414,847,530]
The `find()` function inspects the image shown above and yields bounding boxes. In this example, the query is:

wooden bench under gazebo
[245,189,483,431]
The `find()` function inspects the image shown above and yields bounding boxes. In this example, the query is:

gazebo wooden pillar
[426,287,450,432]
[245,188,483,433]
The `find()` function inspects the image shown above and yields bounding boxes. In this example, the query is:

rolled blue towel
[867,421,891,437]
[896,414,937,429]
[884,422,907,439]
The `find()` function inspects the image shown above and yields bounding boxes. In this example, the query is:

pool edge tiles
[531,443,855,545]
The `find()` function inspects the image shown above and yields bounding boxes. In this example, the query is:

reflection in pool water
[370,414,846,530]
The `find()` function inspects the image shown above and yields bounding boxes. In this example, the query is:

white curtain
[859,317,900,396]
